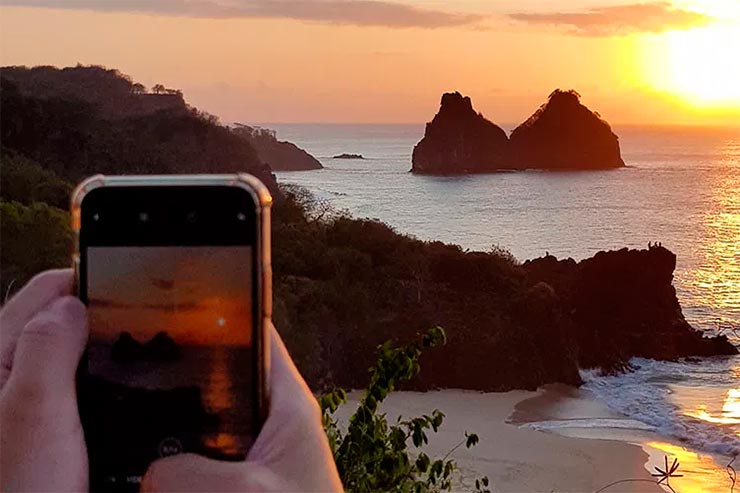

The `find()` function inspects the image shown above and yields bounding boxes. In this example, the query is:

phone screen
[77,184,264,492]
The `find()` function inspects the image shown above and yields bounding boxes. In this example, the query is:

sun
[659,23,740,107]
[637,0,740,111]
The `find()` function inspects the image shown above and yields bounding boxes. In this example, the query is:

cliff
[411,92,509,174]
[412,89,625,174]
[232,124,322,171]
[523,246,737,371]
[509,89,625,170]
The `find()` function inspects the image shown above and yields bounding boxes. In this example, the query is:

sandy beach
[335,389,663,493]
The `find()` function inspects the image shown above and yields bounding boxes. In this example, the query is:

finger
[248,324,342,492]
[4,296,87,400]
[0,269,74,385]
[141,453,292,493]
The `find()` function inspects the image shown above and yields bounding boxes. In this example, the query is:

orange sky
[87,247,253,346]
[1,1,739,125]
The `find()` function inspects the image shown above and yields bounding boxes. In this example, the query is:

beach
[335,389,665,493]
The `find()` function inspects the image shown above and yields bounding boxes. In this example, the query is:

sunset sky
[1,0,739,125]
[87,247,253,346]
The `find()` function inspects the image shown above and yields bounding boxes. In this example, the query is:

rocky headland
[232,124,322,171]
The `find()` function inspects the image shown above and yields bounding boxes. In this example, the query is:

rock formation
[509,89,625,170]
[232,124,322,171]
[523,246,737,371]
[411,92,509,174]
[333,153,365,159]
[411,89,625,173]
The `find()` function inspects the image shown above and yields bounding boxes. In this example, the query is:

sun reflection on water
[686,389,740,427]
[681,140,740,340]
[202,346,241,454]
[645,441,731,493]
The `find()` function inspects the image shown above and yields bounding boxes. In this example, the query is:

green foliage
[320,327,490,493]
[0,200,72,297]
[0,150,73,208]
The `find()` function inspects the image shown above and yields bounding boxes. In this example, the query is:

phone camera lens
[237,212,246,221]
[139,212,149,223]
[187,212,197,223]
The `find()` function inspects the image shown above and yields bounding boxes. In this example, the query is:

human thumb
[5,296,87,401]
[141,453,293,493]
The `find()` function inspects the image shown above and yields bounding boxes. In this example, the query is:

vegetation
[0,201,72,297]
[0,70,275,190]
[320,327,490,493]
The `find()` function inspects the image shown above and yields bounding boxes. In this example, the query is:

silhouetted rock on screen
[233,124,322,171]
[110,332,182,362]
[111,332,144,363]
[145,332,182,361]
[412,92,509,174]
[509,89,625,170]
[523,246,737,371]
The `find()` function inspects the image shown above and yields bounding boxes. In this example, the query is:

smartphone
[72,175,272,492]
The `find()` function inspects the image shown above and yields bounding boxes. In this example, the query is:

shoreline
[511,384,733,493]
[335,389,662,492]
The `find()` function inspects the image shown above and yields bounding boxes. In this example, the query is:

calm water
[268,123,740,466]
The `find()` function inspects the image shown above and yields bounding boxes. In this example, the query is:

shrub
[320,327,491,493]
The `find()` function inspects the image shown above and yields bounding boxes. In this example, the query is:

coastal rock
[333,153,365,160]
[233,124,322,171]
[508,89,625,170]
[411,92,508,174]
[523,246,737,369]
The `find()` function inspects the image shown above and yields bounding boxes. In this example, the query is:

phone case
[71,173,273,427]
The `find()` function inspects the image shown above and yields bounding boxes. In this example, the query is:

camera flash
[237,212,246,221]
[139,212,149,222]
[93,213,100,221]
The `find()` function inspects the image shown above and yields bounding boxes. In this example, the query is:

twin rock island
[412,90,625,174]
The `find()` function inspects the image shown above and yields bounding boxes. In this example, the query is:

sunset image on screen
[83,246,255,483]
[88,246,253,347]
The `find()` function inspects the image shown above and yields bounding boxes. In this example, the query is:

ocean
[268,123,740,481]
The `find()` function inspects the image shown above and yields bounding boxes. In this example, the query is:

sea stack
[411,92,508,174]
[508,89,625,170]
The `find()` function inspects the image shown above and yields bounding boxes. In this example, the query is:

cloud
[508,2,712,36]
[6,0,485,28]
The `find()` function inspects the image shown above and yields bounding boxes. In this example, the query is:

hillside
[0,66,276,192]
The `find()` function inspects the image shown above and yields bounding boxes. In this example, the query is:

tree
[152,83,165,94]
[0,201,73,298]
[131,82,146,94]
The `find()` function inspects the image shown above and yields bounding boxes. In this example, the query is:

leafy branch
[320,327,490,493]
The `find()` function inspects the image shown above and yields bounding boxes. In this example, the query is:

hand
[0,269,89,492]
[141,324,343,493]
